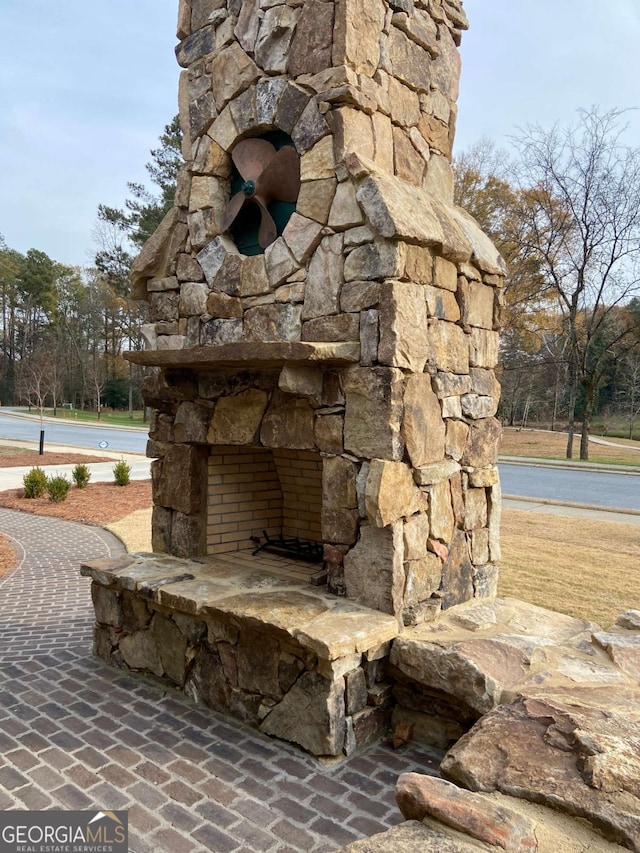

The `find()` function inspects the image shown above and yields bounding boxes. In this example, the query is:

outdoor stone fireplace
[82,0,507,756]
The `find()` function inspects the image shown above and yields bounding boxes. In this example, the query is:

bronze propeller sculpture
[221,138,301,249]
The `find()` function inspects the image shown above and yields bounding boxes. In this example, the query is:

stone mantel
[124,341,360,370]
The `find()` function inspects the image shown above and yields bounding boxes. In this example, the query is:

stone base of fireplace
[81,552,399,757]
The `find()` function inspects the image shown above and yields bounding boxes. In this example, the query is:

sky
[1,0,640,269]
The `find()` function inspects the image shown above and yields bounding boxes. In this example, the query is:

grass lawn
[25,408,148,427]
[501,426,640,466]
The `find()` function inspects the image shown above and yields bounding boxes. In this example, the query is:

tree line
[0,118,181,418]
[454,108,640,458]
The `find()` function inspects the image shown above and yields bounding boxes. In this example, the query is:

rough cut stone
[260,671,346,756]
[344,240,405,282]
[427,319,469,374]
[402,374,446,467]
[378,281,430,372]
[244,304,302,342]
[255,5,301,73]
[260,393,315,450]
[297,178,337,224]
[365,460,423,527]
[344,523,405,617]
[462,418,502,468]
[287,0,334,76]
[333,0,385,76]
[301,234,344,320]
[441,696,640,852]
[396,773,538,853]
[208,390,268,445]
[343,367,404,461]
[210,43,260,108]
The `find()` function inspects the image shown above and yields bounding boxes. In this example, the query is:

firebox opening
[207,446,323,561]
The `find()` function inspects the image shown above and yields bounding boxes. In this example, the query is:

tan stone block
[206,292,242,319]
[468,467,499,488]
[315,414,344,454]
[365,460,423,527]
[404,245,433,285]
[239,254,271,297]
[179,282,209,317]
[177,0,191,39]
[330,107,374,163]
[423,153,455,202]
[403,513,431,561]
[465,487,487,530]
[392,9,439,56]
[462,418,502,468]
[386,76,421,127]
[413,459,461,487]
[393,126,427,186]
[287,0,334,75]
[372,112,394,174]
[343,366,405,461]
[461,281,496,329]
[440,395,462,419]
[302,313,360,342]
[207,105,239,152]
[300,136,336,181]
[461,394,498,420]
[297,178,337,224]
[301,234,344,320]
[378,281,430,372]
[329,181,364,230]
[207,390,268,445]
[255,5,301,73]
[245,303,302,342]
[488,480,501,562]
[333,0,385,76]
[445,419,469,462]
[404,553,442,607]
[324,455,358,509]
[388,26,431,93]
[428,479,454,542]
[424,284,460,321]
[282,213,324,264]
[188,176,226,212]
[471,528,490,565]
[427,319,469,374]
[433,255,458,291]
[345,241,406,282]
[152,444,207,515]
[344,522,405,617]
[260,393,316,450]
[402,374,445,468]
[469,328,499,368]
[431,24,461,102]
[265,239,299,288]
[340,281,380,312]
[278,365,323,398]
[210,43,260,109]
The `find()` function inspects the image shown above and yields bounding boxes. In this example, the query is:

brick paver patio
[0,508,440,852]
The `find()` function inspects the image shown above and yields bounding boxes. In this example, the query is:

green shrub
[72,463,91,489]
[113,459,131,486]
[46,474,71,503]
[23,467,47,499]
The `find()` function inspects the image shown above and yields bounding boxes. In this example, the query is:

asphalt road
[500,461,640,512]
[1,411,638,512]
[0,411,148,454]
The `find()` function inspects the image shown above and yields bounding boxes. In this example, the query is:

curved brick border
[0,508,440,852]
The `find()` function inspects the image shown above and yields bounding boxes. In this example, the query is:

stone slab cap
[124,340,360,368]
[82,554,398,662]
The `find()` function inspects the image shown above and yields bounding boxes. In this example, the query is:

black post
[39,430,45,456]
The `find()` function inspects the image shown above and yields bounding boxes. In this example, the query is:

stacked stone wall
[131,0,507,626]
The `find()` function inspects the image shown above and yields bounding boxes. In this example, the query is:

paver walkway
[0,509,440,853]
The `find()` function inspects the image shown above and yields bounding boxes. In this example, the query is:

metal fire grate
[251,530,324,564]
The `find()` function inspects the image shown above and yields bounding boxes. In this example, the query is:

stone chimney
[126,0,506,628]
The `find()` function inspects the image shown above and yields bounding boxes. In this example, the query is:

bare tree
[512,108,640,459]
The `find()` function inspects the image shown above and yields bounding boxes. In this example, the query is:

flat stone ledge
[124,341,360,370]
[81,552,398,662]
